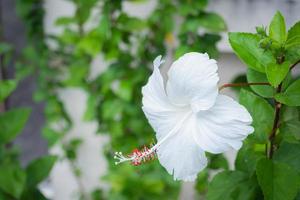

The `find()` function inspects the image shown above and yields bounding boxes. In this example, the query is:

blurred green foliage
[0,44,57,200]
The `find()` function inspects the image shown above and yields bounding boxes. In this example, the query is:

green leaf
[198,12,226,32]
[208,154,229,170]
[274,141,300,173]
[0,108,31,144]
[0,80,17,102]
[55,17,76,26]
[235,144,264,175]
[275,79,300,106]
[247,68,274,98]
[239,89,274,143]
[269,11,286,43]
[83,94,98,121]
[0,164,26,199]
[0,43,12,55]
[113,80,133,101]
[280,120,300,141]
[265,61,290,87]
[26,155,57,187]
[207,171,259,200]
[195,169,209,194]
[256,159,299,200]
[229,33,275,73]
[286,21,300,48]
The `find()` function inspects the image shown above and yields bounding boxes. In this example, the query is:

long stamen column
[114,111,192,166]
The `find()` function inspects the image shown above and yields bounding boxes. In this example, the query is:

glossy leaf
[286,21,300,48]
[229,33,275,73]
[256,159,299,200]
[207,171,259,200]
[269,11,286,43]
[239,89,274,143]
[247,68,274,98]
[265,61,290,87]
[275,79,300,106]
[274,141,300,173]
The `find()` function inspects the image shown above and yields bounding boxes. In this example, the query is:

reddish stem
[219,82,270,91]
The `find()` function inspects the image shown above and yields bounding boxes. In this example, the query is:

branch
[219,82,270,91]
[290,59,300,70]
[268,83,282,158]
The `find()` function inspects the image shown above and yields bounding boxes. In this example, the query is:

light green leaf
[274,141,300,173]
[239,89,274,143]
[26,155,57,187]
[275,79,300,106]
[55,17,76,26]
[0,80,17,102]
[198,12,226,32]
[0,164,26,199]
[113,80,133,101]
[256,159,299,200]
[0,108,31,144]
[269,11,286,43]
[286,21,300,48]
[207,171,259,200]
[247,68,274,98]
[229,33,275,73]
[83,94,98,121]
[265,61,290,87]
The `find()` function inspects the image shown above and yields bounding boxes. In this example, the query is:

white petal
[193,95,254,154]
[157,114,207,181]
[166,52,219,112]
[142,56,186,140]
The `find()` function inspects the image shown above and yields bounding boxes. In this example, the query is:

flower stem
[268,84,282,158]
[290,59,300,70]
[219,82,270,91]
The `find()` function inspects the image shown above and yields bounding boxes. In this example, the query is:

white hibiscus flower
[114,52,254,181]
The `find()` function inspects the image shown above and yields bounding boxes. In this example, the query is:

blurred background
[0,0,299,199]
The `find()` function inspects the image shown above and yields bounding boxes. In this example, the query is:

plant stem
[290,59,300,70]
[268,83,282,158]
[219,82,270,91]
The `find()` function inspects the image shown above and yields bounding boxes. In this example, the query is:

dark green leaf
[275,79,300,106]
[247,68,274,98]
[0,108,31,144]
[0,164,26,199]
[235,144,265,175]
[256,159,299,200]
[0,80,17,102]
[26,155,57,187]
[0,43,12,55]
[274,141,300,173]
[207,171,259,200]
[265,61,290,87]
[208,154,229,170]
[269,11,286,43]
[239,89,274,143]
[195,169,209,194]
[229,33,275,73]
